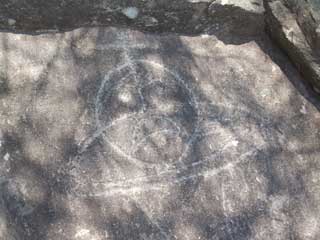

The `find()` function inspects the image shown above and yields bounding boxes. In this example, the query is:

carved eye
[117,88,135,104]
[97,81,143,126]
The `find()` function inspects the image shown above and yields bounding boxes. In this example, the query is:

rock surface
[264,0,320,93]
[0,1,320,240]
[0,0,264,35]
[0,25,319,239]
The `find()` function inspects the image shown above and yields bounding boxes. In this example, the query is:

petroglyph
[1,24,320,239]
[69,33,275,200]
[78,31,202,167]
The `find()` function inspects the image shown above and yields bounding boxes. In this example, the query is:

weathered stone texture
[0,26,319,239]
[264,0,320,93]
[0,0,265,35]
[0,1,320,240]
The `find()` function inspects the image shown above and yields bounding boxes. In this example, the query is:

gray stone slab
[264,0,320,93]
[0,26,319,239]
[0,0,264,34]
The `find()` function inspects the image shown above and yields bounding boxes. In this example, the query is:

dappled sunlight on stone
[0,4,319,237]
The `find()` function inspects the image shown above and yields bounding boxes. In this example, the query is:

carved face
[95,60,199,165]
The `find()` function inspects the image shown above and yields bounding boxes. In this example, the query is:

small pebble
[122,7,139,19]
[8,18,16,26]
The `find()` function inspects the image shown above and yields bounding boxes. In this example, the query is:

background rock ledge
[0,0,264,35]
[264,0,320,94]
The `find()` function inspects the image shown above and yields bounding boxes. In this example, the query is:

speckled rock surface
[0,0,264,34]
[286,0,320,51]
[0,1,320,239]
[0,25,320,239]
[264,0,320,93]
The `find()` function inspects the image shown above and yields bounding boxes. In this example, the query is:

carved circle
[95,60,200,165]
